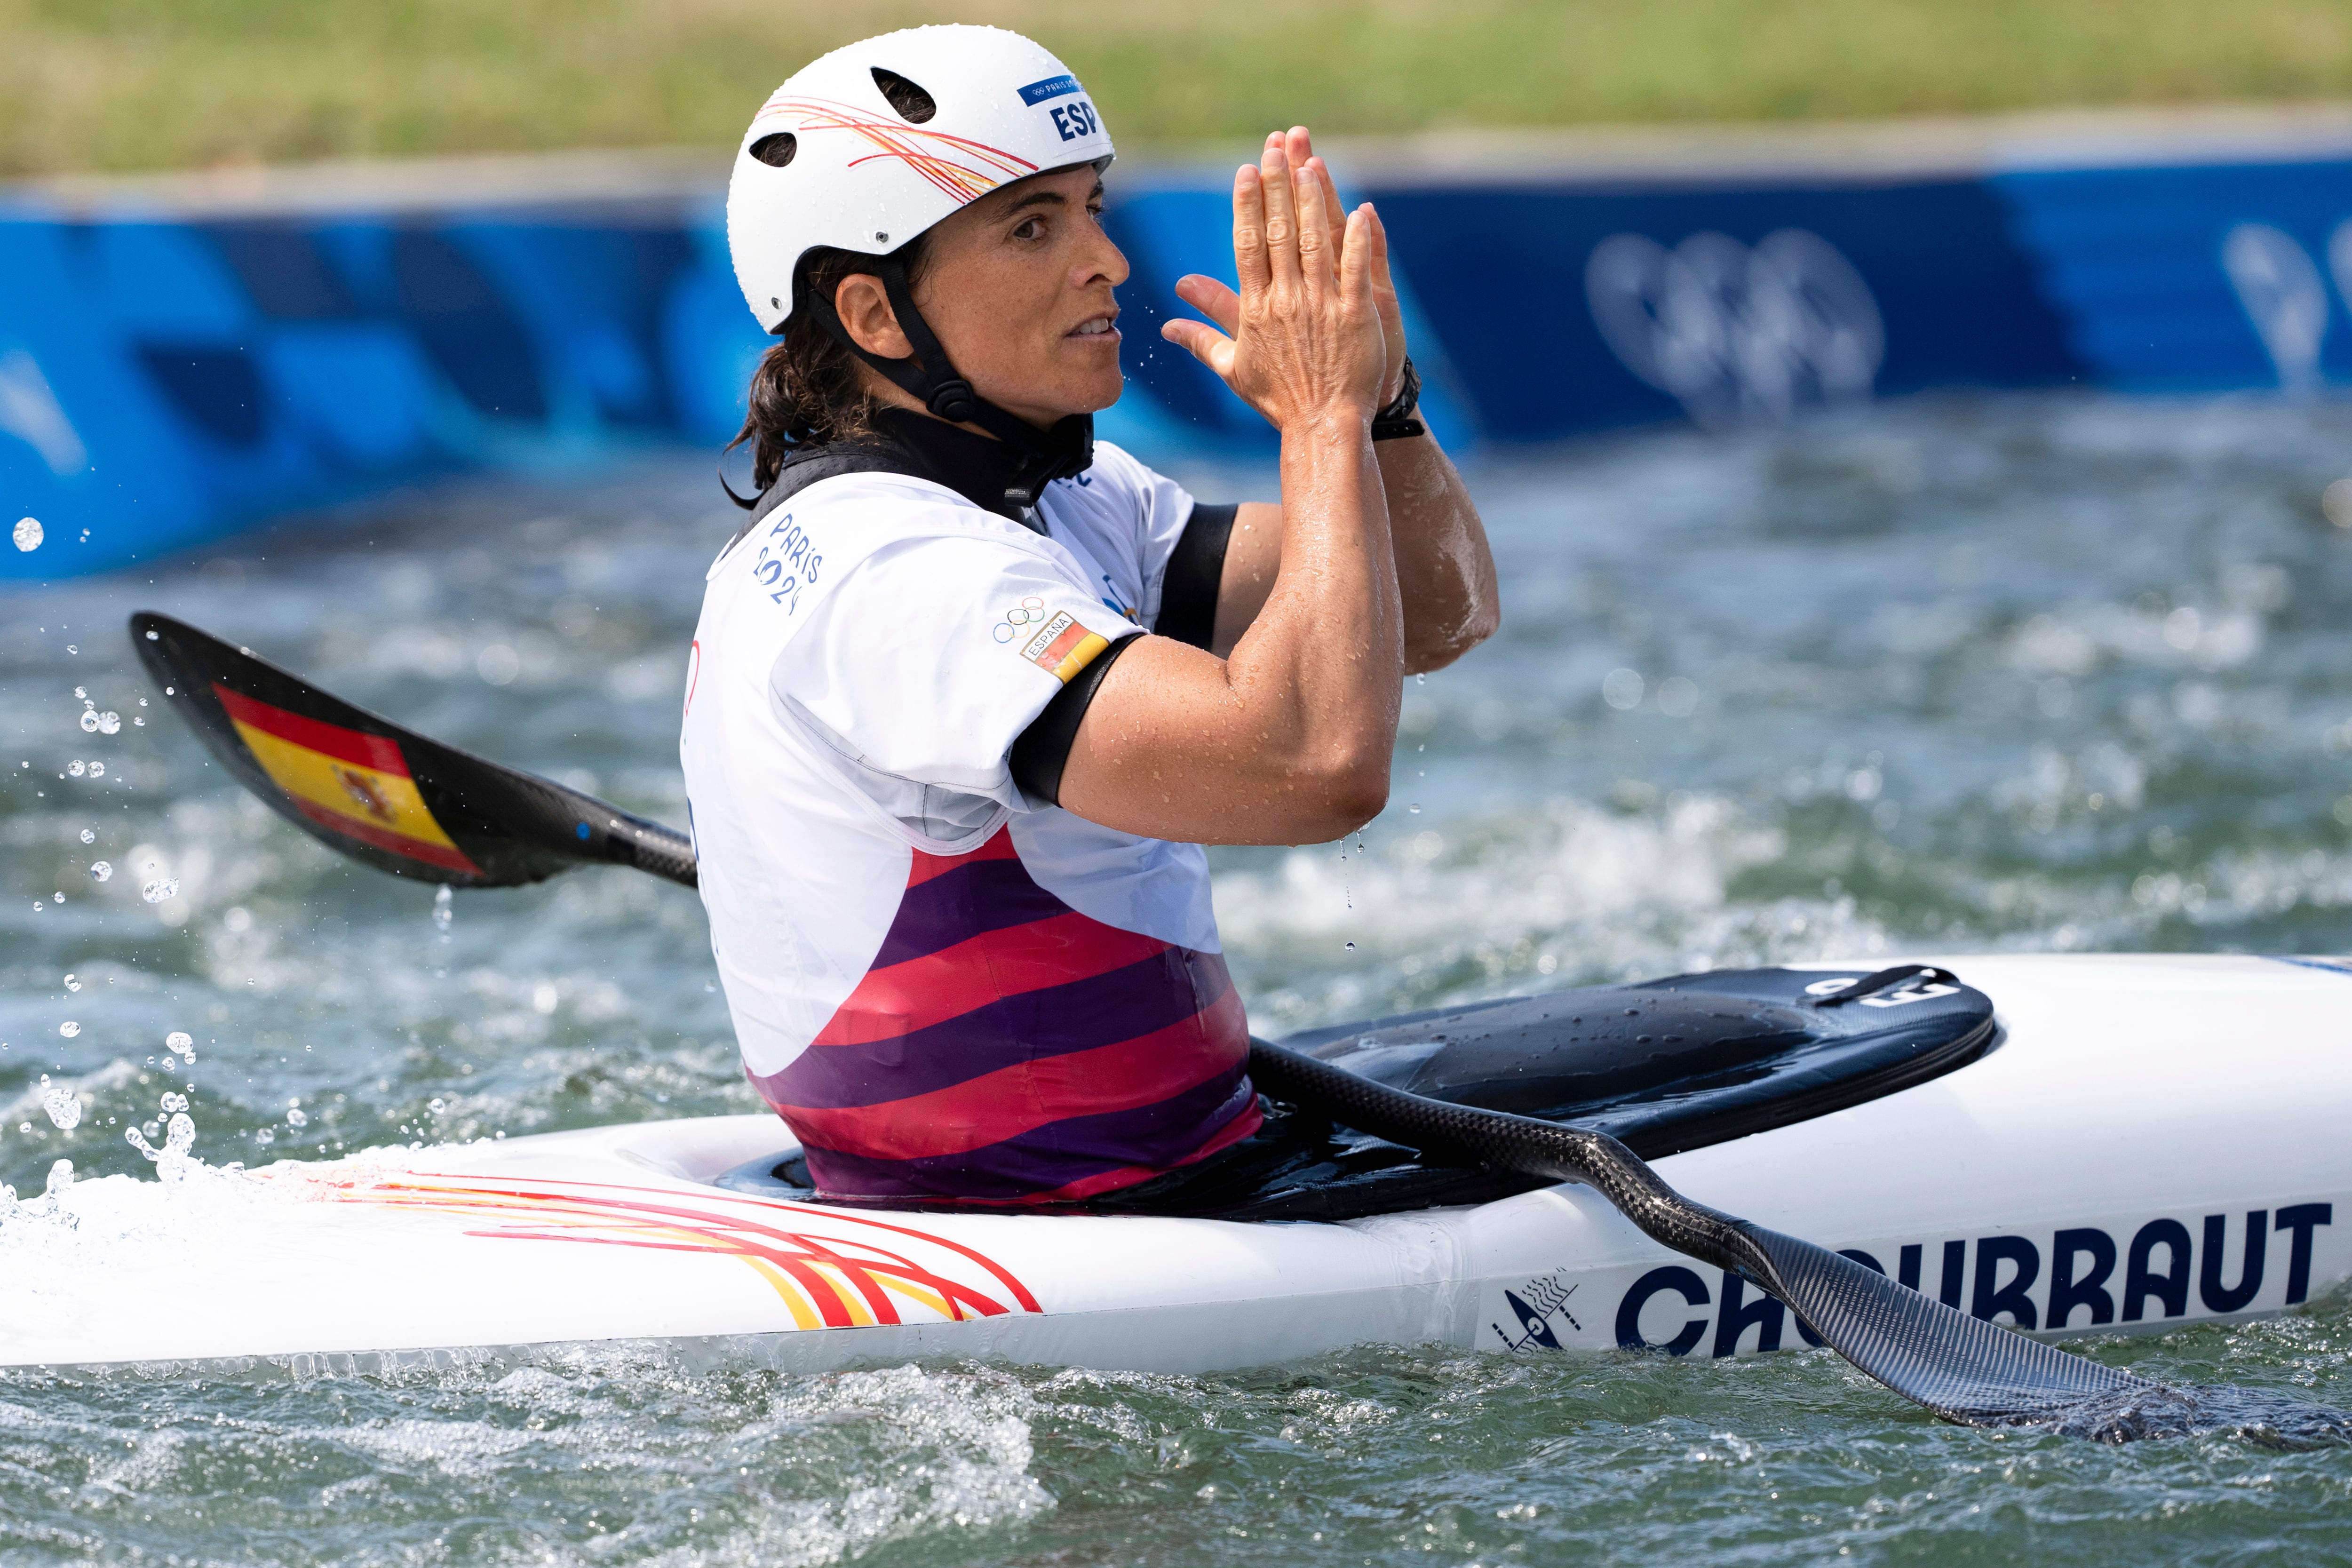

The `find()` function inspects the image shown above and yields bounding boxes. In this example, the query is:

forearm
[1228,423,1402,782]
[1061,429,1400,845]
[1377,432,1497,673]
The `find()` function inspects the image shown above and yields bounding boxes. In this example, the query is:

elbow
[1296,745,1391,838]
[1403,601,1501,677]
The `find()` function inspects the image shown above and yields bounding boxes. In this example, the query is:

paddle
[130,609,2346,1442]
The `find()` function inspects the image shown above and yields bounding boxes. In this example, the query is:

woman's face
[842,164,1130,428]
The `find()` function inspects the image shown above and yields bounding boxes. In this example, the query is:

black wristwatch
[1371,356,1424,441]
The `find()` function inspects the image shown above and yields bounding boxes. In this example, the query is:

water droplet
[124,1126,159,1160]
[87,762,102,777]
[286,1107,309,1129]
[96,711,119,735]
[160,1091,188,1114]
[45,1160,74,1199]
[79,828,94,844]
[146,629,160,641]
[67,760,84,776]
[1344,941,1356,951]
[89,861,111,882]
[166,1031,191,1052]
[1414,673,1426,685]
[12,517,41,552]
[1409,803,1422,814]
[57,1021,79,1038]
[141,878,178,904]
[72,687,85,700]
[62,973,79,992]
[428,1098,446,1114]
[41,1083,79,1130]
[64,645,75,655]
[433,884,454,934]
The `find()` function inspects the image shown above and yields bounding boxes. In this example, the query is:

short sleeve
[775,528,1140,807]
[1085,444,1198,630]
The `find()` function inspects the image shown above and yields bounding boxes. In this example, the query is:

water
[2,390,2351,1563]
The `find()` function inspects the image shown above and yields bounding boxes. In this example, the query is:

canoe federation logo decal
[314,1172,1041,1331]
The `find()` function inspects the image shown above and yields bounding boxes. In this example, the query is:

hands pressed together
[1160,127,1408,439]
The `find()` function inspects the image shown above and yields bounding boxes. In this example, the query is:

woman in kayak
[682,24,1496,1208]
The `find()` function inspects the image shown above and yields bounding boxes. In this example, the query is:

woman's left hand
[1176,126,1411,408]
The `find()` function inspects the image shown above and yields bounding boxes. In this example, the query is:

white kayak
[2,953,2345,1375]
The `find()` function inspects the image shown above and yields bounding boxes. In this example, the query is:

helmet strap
[805,254,1095,511]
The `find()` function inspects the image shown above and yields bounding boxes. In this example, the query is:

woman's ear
[834,273,912,360]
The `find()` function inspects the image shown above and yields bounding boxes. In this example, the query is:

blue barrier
[4,135,2349,581]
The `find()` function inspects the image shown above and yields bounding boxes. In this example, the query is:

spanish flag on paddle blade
[212,685,480,877]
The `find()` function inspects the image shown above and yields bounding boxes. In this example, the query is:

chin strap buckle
[927,379,977,423]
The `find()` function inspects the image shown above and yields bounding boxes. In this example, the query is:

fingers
[1363,199,1393,294]
[1258,140,1303,296]
[1231,161,1271,299]
[1287,150,1331,302]
[1160,316,1236,378]
[1338,204,1373,310]
[1175,273,1242,335]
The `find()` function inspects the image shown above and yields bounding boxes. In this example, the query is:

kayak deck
[0,954,2344,1374]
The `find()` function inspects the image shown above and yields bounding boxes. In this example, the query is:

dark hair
[727,238,934,492]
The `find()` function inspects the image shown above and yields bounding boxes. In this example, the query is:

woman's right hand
[1161,138,1387,438]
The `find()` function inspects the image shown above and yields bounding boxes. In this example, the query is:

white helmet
[727,25,1116,335]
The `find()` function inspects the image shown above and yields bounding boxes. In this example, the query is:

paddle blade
[1748,1226,2352,1441]
[131,612,696,890]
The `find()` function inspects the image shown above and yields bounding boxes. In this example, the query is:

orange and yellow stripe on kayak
[214,685,479,876]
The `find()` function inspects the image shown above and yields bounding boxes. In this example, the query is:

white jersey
[681,440,1259,1204]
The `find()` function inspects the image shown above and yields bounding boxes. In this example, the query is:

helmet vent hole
[871,69,937,124]
[748,132,797,168]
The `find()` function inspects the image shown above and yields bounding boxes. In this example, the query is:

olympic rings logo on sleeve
[991,596,1049,644]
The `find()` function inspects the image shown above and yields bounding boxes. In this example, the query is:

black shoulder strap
[720,444,902,557]
[1155,502,1238,650]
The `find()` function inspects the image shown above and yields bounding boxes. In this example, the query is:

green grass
[4,0,2351,176]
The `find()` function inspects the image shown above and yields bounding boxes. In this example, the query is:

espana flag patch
[214,685,481,876]
[1019,611,1109,684]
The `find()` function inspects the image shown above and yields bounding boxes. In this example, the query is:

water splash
[11,516,40,551]
[40,1080,80,1131]
[141,879,179,904]
[434,884,454,935]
